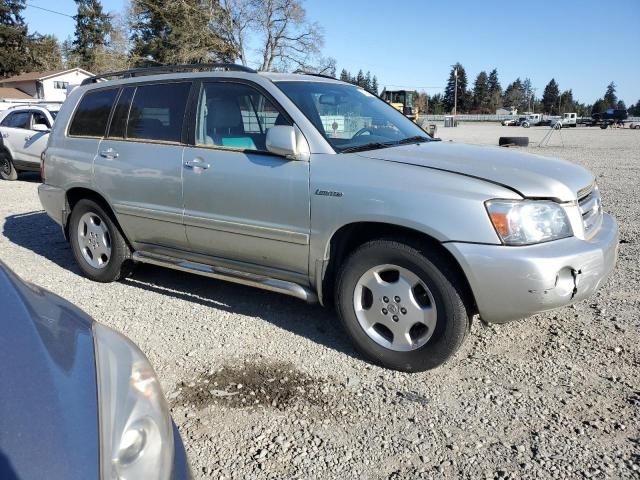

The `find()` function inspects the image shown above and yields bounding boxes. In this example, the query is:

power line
[25,2,75,19]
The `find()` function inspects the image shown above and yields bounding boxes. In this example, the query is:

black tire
[498,136,529,147]
[0,147,18,181]
[335,238,471,372]
[600,123,608,129]
[69,199,133,282]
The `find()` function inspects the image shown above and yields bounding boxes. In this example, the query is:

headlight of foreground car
[93,323,174,480]
[485,199,572,245]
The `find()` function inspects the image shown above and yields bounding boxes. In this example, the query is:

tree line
[339,69,379,95]
[416,62,637,117]
[0,0,335,77]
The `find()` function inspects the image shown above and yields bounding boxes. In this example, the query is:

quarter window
[32,111,50,128]
[126,83,191,143]
[196,83,290,151]
[69,88,118,137]
[1,112,31,129]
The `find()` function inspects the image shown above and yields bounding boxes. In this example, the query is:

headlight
[485,199,572,245]
[93,324,174,480]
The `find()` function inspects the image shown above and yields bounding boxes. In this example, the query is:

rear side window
[126,83,191,143]
[1,112,31,129]
[69,88,118,137]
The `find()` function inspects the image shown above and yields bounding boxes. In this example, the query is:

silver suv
[38,64,618,371]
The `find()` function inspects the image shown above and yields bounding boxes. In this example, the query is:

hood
[357,142,594,202]
[0,263,99,480]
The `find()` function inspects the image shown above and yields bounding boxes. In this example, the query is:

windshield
[276,82,431,153]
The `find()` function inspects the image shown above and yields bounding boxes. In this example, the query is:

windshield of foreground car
[276,81,432,153]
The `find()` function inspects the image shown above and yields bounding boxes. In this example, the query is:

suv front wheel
[335,238,471,372]
[69,199,132,282]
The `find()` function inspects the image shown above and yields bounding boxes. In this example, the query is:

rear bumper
[38,184,66,228]
[445,214,619,324]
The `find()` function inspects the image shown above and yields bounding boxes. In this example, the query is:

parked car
[39,64,618,372]
[0,104,59,180]
[0,260,190,480]
[501,118,517,126]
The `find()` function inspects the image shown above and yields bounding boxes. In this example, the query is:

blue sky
[23,0,640,104]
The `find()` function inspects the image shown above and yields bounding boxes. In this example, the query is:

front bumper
[445,214,619,324]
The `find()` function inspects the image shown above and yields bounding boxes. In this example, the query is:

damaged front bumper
[445,214,619,324]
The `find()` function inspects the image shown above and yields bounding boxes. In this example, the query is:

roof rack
[292,70,337,81]
[81,63,257,85]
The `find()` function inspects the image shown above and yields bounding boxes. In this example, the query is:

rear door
[181,80,310,275]
[95,82,192,250]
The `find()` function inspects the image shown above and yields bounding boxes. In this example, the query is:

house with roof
[0,68,93,103]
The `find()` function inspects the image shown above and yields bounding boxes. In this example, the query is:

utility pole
[453,66,458,119]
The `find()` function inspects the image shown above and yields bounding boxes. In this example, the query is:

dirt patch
[174,361,326,410]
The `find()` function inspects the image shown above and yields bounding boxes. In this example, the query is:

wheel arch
[64,187,130,248]
[320,221,477,314]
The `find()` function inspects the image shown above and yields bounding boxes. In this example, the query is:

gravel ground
[1,123,638,479]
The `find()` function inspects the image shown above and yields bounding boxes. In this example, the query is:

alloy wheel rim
[77,212,112,269]
[353,264,437,352]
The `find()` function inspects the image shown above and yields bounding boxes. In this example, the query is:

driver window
[32,111,49,128]
[196,83,290,151]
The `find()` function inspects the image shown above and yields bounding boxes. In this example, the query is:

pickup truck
[0,104,58,180]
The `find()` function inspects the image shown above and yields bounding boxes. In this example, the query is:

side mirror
[32,123,49,132]
[266,125,307,160]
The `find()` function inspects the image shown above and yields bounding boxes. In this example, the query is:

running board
[131,251,318,303]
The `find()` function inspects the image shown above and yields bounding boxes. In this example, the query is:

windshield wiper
[340,142,392,153]
[393,135,431,145]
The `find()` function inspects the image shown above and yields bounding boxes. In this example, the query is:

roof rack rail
[292,70,337,81]
[81,63,257,85]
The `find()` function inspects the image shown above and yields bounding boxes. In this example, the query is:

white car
[0,105,58,180]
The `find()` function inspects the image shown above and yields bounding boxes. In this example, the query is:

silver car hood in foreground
[357,142,594,202]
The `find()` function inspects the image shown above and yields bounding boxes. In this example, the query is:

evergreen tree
[29,34,63,71]
[472,71,489,112]
[443,62,469,113]
[355,69,364,88]
[542,78,560,114]
[371,75,378,95]
[616,99,626,110]
[604,82,617,108]
[72,0,112,72]
[559,89,575,114]
[487,68,502,112]
[628,100,640,116]
[339,69,349,82]
[591,98,607,114]
[429,93,444,114]
[0,0,30,77]
[364,71,372,92]
[503,78,525,112]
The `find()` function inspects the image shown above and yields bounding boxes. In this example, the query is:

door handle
[184,158,210,171]
[99,148,119,159]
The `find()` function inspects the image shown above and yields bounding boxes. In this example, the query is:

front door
[94,82,192,249]
[182,81,310,276]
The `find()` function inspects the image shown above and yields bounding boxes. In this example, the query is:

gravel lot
[1,123,638,479]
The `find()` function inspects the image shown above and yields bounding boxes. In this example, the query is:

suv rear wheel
[335,238,471,372]
[69,199,132,282]
[0,147,18,181]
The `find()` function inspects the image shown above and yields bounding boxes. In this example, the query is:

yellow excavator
[380,89,419,122]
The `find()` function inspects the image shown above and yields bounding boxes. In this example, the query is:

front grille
[578,185,603,237]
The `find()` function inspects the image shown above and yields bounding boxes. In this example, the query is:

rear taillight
[40,150,46,182]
